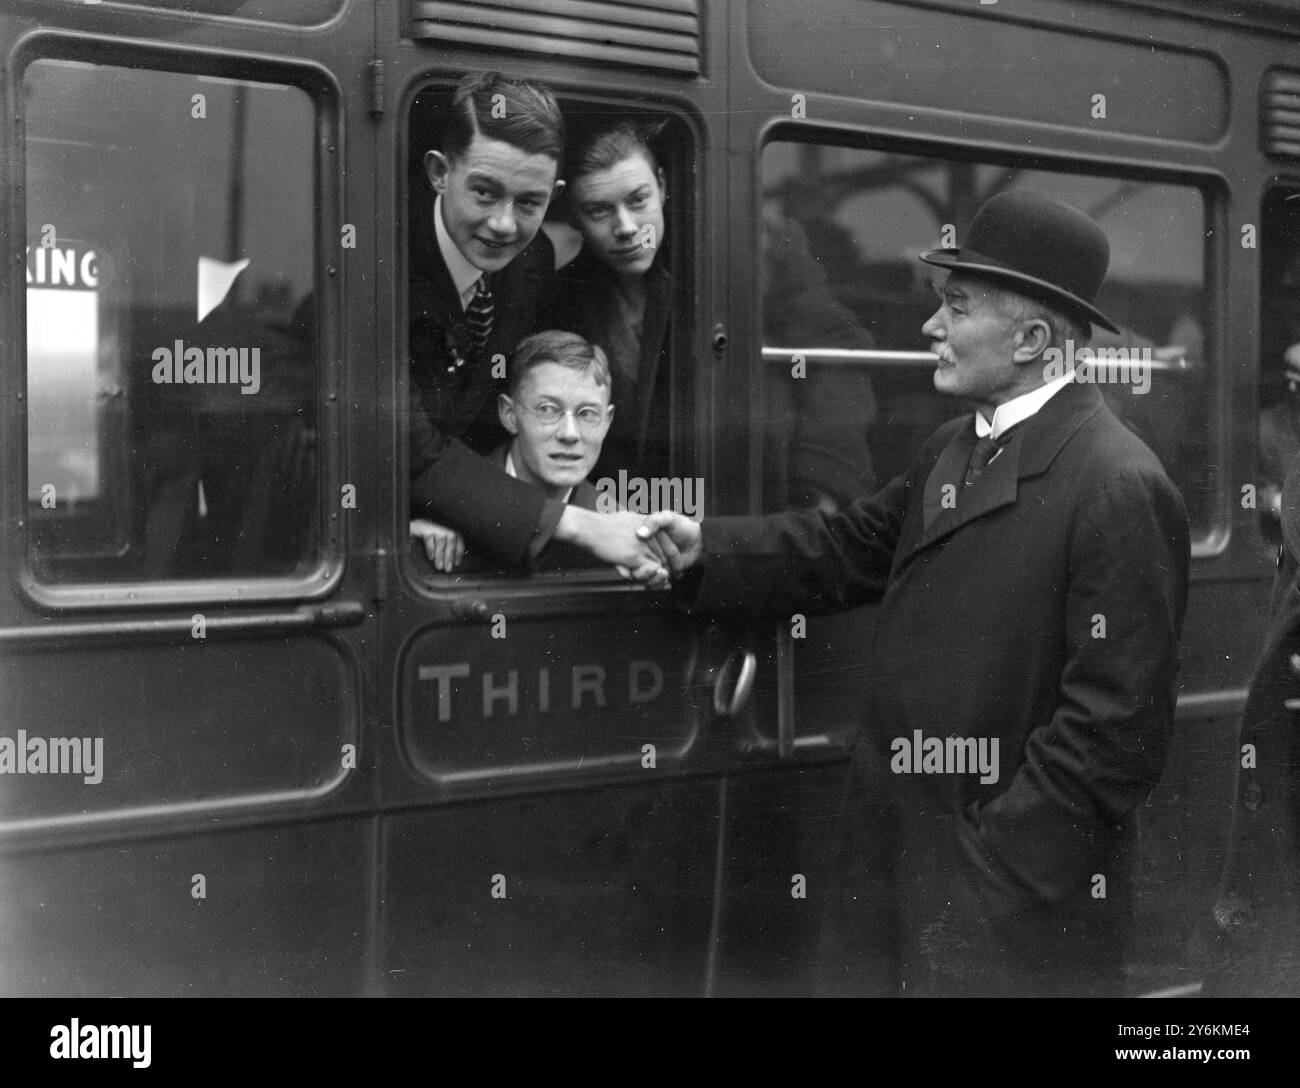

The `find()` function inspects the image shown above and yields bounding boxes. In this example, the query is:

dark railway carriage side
[0,0,1293,996]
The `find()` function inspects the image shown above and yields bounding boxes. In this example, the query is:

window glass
[759,143,1211,536]
[1258,187,1300,542]
[25,60,319,583]
[405,90,696,578]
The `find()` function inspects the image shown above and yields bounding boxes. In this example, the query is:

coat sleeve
[953,463,1190,909]
[407,399,555,566]
[689,469,910,618]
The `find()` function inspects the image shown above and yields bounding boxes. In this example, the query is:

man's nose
[922,309,943,339]
[556,412,581,440]
[613,207,638,237]
[486,202,516,236]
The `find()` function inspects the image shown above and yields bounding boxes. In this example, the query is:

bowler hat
[921,191,1119,333]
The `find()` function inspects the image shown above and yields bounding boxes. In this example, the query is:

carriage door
[370,2,799,995]
[0,1,380,996]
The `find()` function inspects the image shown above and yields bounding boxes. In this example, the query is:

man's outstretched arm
[638,470,910,616]
[409,405,665,578]
[408,403,553,564]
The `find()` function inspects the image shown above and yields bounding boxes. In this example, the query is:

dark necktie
[964,426,1018,487]
[465,274,494,353]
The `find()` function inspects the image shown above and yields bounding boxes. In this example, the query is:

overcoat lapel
[901,381,1108,567]
[920,424,977,535]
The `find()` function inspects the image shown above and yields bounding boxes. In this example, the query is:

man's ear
[587,404,614,458]
[424,150,451,191]
[656,168,667,204]
[498,393,520,436]
[1013,319,1052,365]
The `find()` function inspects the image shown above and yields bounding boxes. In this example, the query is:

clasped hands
[410,507,701,588]
[568,508,702,590]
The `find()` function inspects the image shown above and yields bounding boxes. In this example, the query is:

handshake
[411,507,702,588]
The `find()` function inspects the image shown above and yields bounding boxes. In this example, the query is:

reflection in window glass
[28,283,99,503]
[759,144,1210,536]
[24,61,319,583]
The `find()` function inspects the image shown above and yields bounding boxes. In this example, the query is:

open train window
[403,87,697,581]
[757,142,1213,539]
[24,59,321,589]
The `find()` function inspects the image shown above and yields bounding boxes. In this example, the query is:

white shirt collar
[505,448,574,504]
[975,372,1074,439]
[433,193,486,311]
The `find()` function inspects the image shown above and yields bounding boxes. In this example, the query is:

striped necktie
[465,274,494,353]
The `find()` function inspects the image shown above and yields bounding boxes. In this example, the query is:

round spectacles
[517,402,608,434]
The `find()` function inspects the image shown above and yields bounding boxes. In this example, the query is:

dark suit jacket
[486,441,600,512]
[407,185,558,563]
[690,381,1190,996]
[444,442,599,573]
[1204,454,1300,996]
[547,248,678,483]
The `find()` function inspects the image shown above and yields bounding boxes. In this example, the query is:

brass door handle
[713,648,757,717]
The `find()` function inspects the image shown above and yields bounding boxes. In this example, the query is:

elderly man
[641,191,1190,996]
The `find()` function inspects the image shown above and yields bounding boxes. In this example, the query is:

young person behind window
[411,330,614,572]
[547,119,679,484]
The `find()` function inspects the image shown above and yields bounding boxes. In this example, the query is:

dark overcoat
[691,381,1190,996]
[406,185,557,563]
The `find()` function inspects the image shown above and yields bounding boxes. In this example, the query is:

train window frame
[9,35,346,611]
[753,124,1228,557]
[396,81,702,597]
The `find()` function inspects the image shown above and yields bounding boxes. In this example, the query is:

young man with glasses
[412,331,614,571]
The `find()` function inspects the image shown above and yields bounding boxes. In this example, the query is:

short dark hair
[567,119,662,184]
[443,71,565,175]
[509,330,611,397]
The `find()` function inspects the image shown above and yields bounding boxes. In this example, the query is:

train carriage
[1,0,1296,996]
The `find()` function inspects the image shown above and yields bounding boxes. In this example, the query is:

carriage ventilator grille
[407,0,702,76]
[1262,68,1300,159]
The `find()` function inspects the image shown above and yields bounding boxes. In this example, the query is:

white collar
[975,371,1074,439]
[505,448,574,505]
[433,193,486,310]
